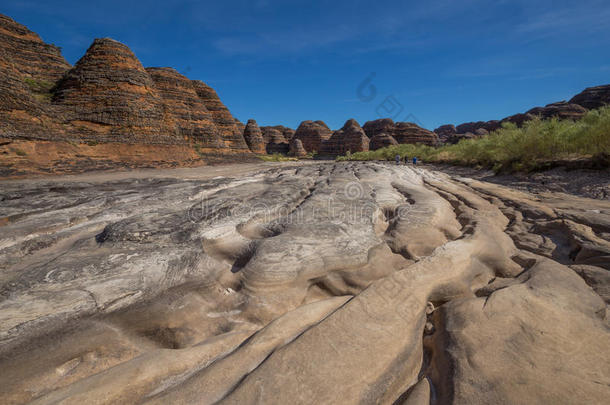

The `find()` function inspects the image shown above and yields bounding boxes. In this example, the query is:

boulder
[569,84,610,110]
[369,132,398,150]
[146,67,223,148]
[320,119,369,155]
[474,128,489,136]
[243,119,266,154]
[294,120,332,152]
[289,138,307,157]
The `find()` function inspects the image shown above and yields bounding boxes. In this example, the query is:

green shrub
[339,106,610,172]
[259,153,297,162]
[23,78,55,102]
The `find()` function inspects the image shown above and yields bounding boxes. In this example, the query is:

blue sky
[3,0,609,130]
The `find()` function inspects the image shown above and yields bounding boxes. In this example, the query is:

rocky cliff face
[191,81,250,151]
[320,119,369,155]
[0,14,71,83]
[146,67,223,148]
[0,46,66,141]
[0,13,255,175]
[294,120,332,152]
[243,119,266,154]
[53,38,171,142]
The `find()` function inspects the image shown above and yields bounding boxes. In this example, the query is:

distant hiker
[395,155,400,165]
[413,157,417,165]
[404,155,409,165]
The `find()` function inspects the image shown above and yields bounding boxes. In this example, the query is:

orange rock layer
[0,14,254,176]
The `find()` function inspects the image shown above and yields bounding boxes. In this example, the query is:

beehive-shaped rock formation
[294,120,332,152]
[147,67,223,147]
[320,119,369,155]
[53,38,170,142]
[243,119,266,154]
[369,132,398,150]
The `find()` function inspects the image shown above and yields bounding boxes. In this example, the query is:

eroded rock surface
[0,162,608,404]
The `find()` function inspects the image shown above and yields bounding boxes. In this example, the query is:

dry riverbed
[0,161,608,404]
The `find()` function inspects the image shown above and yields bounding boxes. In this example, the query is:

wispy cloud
[514,1,610,40]
[209,0,488,56]
[213,24,359,55]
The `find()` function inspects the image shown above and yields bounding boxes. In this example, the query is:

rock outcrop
[147,67,223,148]
[570,84,610,110]
[0,14,71,83]
[437,90,604,144]
[363,118,438,146]
[1,163,608,404]
[433,124,457,142]
[0,48,43,123]
[264,127,289,154]
[289,137,307,157]
[53,38,172,143]
[320,119,369,155]
[262,125,295,142]
[243,119,266,154]
[0,13,256,175]
[526,101,587,121]
[369,132,398,150]
[294,120,332,152]
[393,122,438,145]
[362,118,395,138]
[190,81,250,151]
